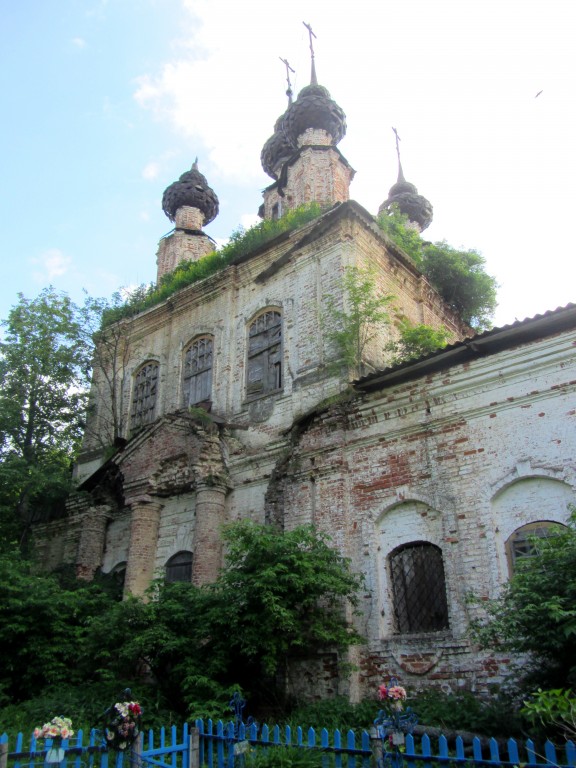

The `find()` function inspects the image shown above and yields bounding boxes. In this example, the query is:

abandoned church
[34,43,576,701]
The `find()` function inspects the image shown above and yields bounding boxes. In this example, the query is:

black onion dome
[161,161,219,224]
[388,178,418,197]
[261,114,294,179]
[283,83,346,147]
[388,191,433,231]
[381,165,433,231]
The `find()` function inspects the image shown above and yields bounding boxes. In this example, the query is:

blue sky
[1,0,575,328]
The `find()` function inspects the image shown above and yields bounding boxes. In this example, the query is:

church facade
[34,52,576,701]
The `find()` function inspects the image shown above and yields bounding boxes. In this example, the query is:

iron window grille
[389,541,449,634]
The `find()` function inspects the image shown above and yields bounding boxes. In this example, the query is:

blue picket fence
[2,721,576,768]
[0,724,189,768]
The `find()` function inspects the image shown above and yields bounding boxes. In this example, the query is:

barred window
[247,310,282,398]
[130,361,159,431]
[166,551,193,583]
[506,521,566,574]
[183,336,213,406]
[389,541,449,634]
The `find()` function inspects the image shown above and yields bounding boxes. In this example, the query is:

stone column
[75,504,112,580]
[124,497,163,598]
[192,482,227,586]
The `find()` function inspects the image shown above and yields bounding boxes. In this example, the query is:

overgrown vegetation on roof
[101,203,323,327]
[377,207,498,330]
[101,201,497,332]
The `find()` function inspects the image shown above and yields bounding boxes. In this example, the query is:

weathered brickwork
[273,323,576,696]
[32,111,576,701]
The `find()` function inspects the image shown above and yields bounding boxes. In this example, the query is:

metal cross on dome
[392,126,402,164]
[303,21,318,83]
[279,56,295,103]
[303,21,316,58]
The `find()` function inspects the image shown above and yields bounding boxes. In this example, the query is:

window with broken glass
[130,361,159,431]
[389,541,449,633]
[247,310,282,399]
[183,335,213,405]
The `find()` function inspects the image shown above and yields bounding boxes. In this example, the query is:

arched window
[247,310,282,398]
[165,551,193,583]
[130,361,159,431]
[183,336,213,406]
[506,521,567,574]
[389,541,449,634]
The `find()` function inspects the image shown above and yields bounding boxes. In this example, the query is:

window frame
[165,550,193,583]
[130,360,160,432]
[246,309,283,400]
[505,520,567,575]
[183,335,214,407]
[388,540,450,635]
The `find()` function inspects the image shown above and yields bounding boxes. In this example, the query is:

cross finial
[392,127,405,181]
[303,21,318,84]
[279,57,295,104]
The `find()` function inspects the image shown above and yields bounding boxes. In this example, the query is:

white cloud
[130,0,576,326]
[240,213,260,230]
[142,162,160,180]
[71,37,86,48]
[31,249,72,282]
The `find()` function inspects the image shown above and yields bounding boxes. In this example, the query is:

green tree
[86,523,364,717]
[387,319,451,365]
[323,266,393,376]
[0,549,114,705]
[377,208,497,331]
[421,243,497,329]
[0,289,95,540]
[472,512,576,687]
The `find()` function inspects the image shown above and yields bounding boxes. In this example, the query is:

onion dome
[161,160,219,224]
[283,82,346,147]
[261,114,295,180]
[380,163,433,232]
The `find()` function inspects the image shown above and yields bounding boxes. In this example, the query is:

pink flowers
[378,683,407,701]
[33,717,74,741]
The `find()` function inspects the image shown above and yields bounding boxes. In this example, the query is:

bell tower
[260,25,355,220]
[156,160,219,282]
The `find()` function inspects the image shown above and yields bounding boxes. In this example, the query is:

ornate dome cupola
[378,128,433,232]
[156,159,219,282]
[261,113,295,180]
[261,60,296,181]
[260,25,354,220]
[162,160,219,227]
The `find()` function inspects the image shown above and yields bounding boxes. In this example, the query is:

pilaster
[124,497,164,597]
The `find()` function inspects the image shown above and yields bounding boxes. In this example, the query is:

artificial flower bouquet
[105,701,142,751]
[374,678,416,749]
[33,717,74,741]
